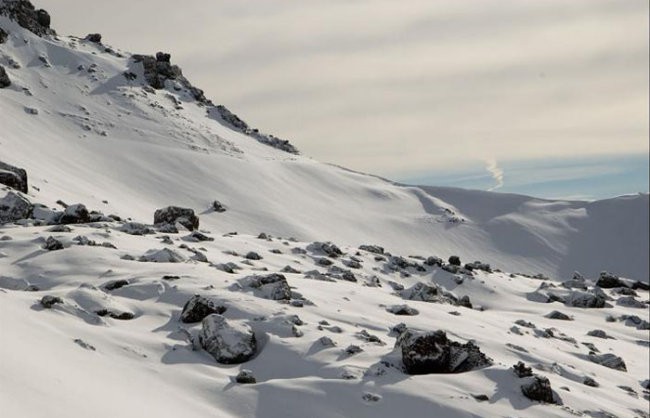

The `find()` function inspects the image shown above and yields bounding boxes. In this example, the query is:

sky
[38,0,649,199]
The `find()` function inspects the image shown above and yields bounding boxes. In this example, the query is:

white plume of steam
[485,159,504,191]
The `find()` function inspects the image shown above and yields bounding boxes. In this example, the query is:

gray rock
[545,310,572,320]
[386,304,419,316]
[85,33,102,43]
[587,329,612,339]
[359,244,384,254]
[244,251,262,260]
[0,65,9,87]
[199,314,257,364]
[400,282,457,304]
[241,273,291,300]
[596,271,626,289]
[0,191,33,223]
[153,206,199,231]
[583,376,599,387]
[40,295,63,308]
[59,204,90,224]
[0,28,8,43]
[616,296,647,309]
[588,353,627,371]
[180,295,227,323]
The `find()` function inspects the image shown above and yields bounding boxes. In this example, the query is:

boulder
[521,375,556,403]
[386,304,419,316]
[586,329,612,339]
[212,200,226,212]
[40,295,63,308]
[59,204,90,224]
[0,192,33,223]
[616,296,647,309]
[513,361,533,378]
[400,282,457,304]
[0,28,8,43]
[180,295,227,323]
[448,255,461,266]
[0,161,29,193]
[199,314,257,364]
[397,329,492,374]
[545,310,572,320]
[138,248,186,263]
[0,64,11,88]
[153,206,199,231]
[565,290,607,308]
[309,241,343,258]
[359,244,384,254]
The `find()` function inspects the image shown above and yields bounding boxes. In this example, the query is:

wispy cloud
[485,159,504,191]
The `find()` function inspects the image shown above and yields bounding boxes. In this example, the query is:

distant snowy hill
[1,3,648,418]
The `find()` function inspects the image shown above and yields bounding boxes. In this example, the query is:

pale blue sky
[39,0,649,199]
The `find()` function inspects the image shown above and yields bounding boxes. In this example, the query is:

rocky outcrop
[153,206,199,231]
[180,295,227,323]
[0,192,33,223]
[0,0,55,36]
[0,161,28,192]
[199,314,257,364]
[396,329,492,374]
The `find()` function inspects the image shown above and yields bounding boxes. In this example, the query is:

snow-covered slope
[0,11,647,283]
[1,4,649,418]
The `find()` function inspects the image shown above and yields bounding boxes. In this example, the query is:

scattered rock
[448,255,461,266]
[241,273,291,300]
[386,304,419,316]
[400,282,457,304]
[397,329,492,374]
[43,236,63,251]
[138,248,186,263]
[521,375,556,403]
[588,353,627,371]
[583,377,599,387]
[59,204,90,224]
[40,295,63,308]
[199,314,257,364]
[359,244,384,254]
[471,394,490,402]
[0,192,33,223]
[513,361,533,378]
[244,251,263,260]
[212,200,226,212]
[587,329,612,339]
[184,231,214,242]
[0,65,9,88]
[616,296,647,309]
[235,369,256,384]
[309,241,343,258]
[345,345,363,355]
[545,310,572,320]
[596,271,626,289]
[180,295,227,323]
[0,28,7,43]
[153,206,199,231]
[103,280,129,291]
[85,33,102,43]
[362,392,381,402]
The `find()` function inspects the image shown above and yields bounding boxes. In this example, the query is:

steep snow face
[1,13,648,283]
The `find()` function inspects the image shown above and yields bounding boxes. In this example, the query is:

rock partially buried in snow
[153,206,199,231]
[235,369,256,384]
[59,204,90,224]
[596,271,627,289]
[43,236,63,251]
[240,273,291,300]
[400,282,457,305]
[396,329,492,374]
[40,295,63,308]
[139,248,186,263]
[545,310,572,320]
[521,375,557,404]
[199,314,257,364]
[180,295,227,323]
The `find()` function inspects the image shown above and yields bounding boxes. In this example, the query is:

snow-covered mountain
[1,2,648,418]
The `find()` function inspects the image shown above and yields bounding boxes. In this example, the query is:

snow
[1,10,649,418]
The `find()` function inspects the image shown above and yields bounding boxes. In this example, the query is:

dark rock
[424,256,444,267]
[514,320,536,330]
[199,314,257,364]
[471,394,490,402]
[103,280,129,291]
[631,281,650,291]
[596,271,626,289]
[0,65,10,88]
[59,204,90,224]
[521,375,556,403]
[40,295,63,308]
[212,200,226,212]
[588,353,627,371]
[85,33,102,43]
[400,282,457,304]
[458,295,472,309]
[362,393,381,402]
[0,191,33,224]
[565,290,607,308]
[156,51,171,62]
[359,244,384,254]
[244,251,263,260]
[583,376,599,387]
[310,241,343,258]
[162,275,181,281]
[513,361,533,378]
[95,309,134,320]
[180,295,227,323]
[448,255,461,266]
[397,329,492,374]
[0,28,8,43]
[154,206,199,231]
[545,310,572,320]
[185,231,213,242]
[0,1,56,36]
[2,173,26,198]
[616,296,647,309]
[235,369,256,384]
[587,329,612,339]
[316,257,333,266]
[387,304,419,316]
[43,236,63,251]
[465,261,492,272]
[388,256,425,272]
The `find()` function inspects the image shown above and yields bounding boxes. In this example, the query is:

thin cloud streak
[485,159,504,191]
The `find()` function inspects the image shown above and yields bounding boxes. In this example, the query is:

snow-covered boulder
[199,314,257,364]
[139,248,186,263]
[400,282,457,304]
[0,192,32,223]
[153,206,199,231]
[180,295,227,323]
[396,329,492,374]
[0,161,28,192]
[565,290,607,308]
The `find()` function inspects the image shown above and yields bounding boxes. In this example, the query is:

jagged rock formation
[0,161,28,192]
[0,0,54,36]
